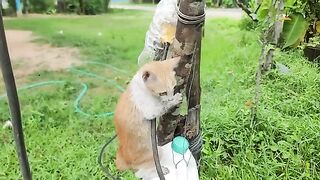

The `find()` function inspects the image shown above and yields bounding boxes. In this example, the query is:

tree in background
[79,0,84,14]
[7,0,16,16]
[22,0,28,14]
[3,0,110,15]
[240,0,320,64]
[57,0,110,15]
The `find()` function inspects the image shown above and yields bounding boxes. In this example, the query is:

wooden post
[157,0,205,163]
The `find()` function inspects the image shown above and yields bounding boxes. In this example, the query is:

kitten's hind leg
[135,166,170,180]
[115,151,129,171]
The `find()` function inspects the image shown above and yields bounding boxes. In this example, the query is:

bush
[7,0,16,11]
[58,0,110,15]
[206,0,237,8]
[4,0,17,16]
[56,0,82,14]
[4,0,110,15]
[1,6,16,16]
[239,17,259,31]
[83,0,109,15]
[28,0,55,13]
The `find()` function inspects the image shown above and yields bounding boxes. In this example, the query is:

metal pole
[0,9,32,180]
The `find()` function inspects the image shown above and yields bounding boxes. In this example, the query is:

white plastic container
[137,0,178,66]
[136,136,199,180]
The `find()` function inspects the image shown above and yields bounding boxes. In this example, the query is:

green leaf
[285,0,297,7]
[257,0,272,20]
[282,13,308,49]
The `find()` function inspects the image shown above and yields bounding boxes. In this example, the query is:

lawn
[0,9,319,179]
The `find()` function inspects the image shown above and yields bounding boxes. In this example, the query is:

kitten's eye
[159,92,167,96]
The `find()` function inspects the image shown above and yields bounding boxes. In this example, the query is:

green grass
[0,10,319,179]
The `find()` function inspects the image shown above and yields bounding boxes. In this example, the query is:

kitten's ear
[142,71,152,82]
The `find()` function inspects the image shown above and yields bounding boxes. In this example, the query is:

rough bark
[184,44,202,162]
[157,0,205,163]
[185,45,201,139]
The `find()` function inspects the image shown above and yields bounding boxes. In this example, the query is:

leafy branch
[235,0,258,22]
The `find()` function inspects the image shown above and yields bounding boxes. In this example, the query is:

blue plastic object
[171,136,189,155]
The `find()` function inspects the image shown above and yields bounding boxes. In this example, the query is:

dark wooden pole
[157,0,205,163]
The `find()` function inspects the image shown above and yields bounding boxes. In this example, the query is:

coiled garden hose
[0,62,127,117]
[0,61,128,179]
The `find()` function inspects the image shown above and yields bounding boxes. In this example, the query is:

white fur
[129,73,182,120]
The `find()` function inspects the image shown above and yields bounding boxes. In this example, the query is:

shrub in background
[57,0,110,15]
[4,0,110,15]
[206,0,238,8]
[83,0,109,15]
[3,0,17,16]
[28,0,55,13]
[60,0,80,13]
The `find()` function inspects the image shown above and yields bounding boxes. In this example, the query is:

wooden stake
[157,0,205,163]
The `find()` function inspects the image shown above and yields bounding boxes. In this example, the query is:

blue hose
[69,67,125,92]
[0,61,128,118]
[0,80,66,99]
[73,83,115,117]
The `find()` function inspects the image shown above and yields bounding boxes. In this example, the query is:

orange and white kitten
[114,57,182,178]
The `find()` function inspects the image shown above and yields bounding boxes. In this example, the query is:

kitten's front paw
[172,93,183,106]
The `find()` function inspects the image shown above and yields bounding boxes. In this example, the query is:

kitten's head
[139,57,180,97]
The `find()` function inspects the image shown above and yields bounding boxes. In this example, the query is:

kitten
[114,57,182,176]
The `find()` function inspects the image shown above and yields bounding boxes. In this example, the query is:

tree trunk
[22,0,28,15]
[157,0,205,163]
[184,45,202,162]
[57,0,66,13]
[262,0,284,71]
[79,0,84,14]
